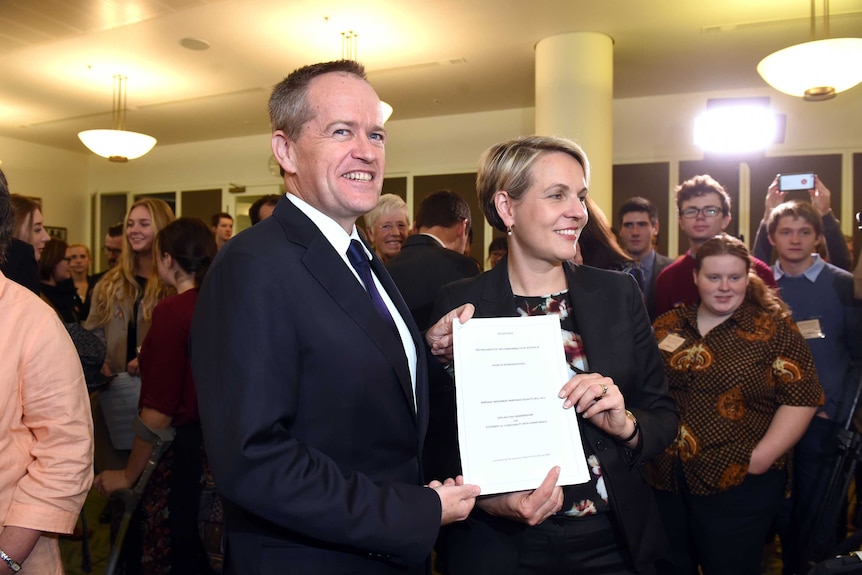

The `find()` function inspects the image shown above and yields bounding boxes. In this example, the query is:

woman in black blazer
[428,135,678,575]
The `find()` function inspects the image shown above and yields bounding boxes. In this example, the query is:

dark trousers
[655,469,785,575]
[778,416,844,574]
[437,511,643,575]
[514,514,647,575]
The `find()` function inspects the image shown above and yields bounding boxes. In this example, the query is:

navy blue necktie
[347,240,397,331]
[627,265,646,292]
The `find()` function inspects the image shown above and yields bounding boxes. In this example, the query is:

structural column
[535,32,614,214]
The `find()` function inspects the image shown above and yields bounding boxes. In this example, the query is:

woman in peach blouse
[0,168,94,574]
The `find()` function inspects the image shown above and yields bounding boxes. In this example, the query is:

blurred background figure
[210,212,233,250]
[38,238,82,323]
[0,167,94,574]
[754,175,851,272]
[95,217,217,575]
[67,243,95,319]
[249,194,281,225]
[575,197,646,295]
[365,193,410,263]
[387,190,480,330]
[487,236,507,268]
[617,196,674,320]
[857,212,862,300]
[10,194,50,261]
[90,221,125,290]
[763,200,862,573]
[0,193,47,293]
[103,223,124,270]
[651,233,822,575]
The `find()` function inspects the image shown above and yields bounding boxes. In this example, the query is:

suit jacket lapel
[565,264,614,376]
[369,249,424,420]
[481,260,614,374]
[279,201,417,419]
[477,258,519,318]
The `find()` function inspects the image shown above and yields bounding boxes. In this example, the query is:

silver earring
[507,225,513,236]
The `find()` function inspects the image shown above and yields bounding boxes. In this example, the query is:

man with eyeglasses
[386,190,480,330]
[654,174,777,317]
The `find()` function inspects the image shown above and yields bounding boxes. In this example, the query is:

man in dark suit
[617,196,673,320]
[189,60,478,575]
[386,190,481,330]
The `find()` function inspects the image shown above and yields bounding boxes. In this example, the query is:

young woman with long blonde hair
[85,198,175,470]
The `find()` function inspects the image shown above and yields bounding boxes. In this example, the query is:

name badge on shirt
[658,333,686,352]
[797,318,825,340]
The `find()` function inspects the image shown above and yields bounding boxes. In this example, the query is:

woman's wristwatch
[621,410,639,443]
[0,548,21,573]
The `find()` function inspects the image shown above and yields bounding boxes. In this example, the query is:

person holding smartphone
[762,200,862,573]
[753,174,852,272]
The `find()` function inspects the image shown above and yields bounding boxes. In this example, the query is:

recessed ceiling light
[179,37,210,51]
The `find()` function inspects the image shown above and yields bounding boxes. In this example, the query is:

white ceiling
[1,0,861,153]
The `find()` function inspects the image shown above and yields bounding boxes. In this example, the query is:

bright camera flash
[694,105,777,154]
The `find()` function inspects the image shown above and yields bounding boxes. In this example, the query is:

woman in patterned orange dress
[651,233,823,575]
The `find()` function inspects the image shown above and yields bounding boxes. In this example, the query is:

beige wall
[0,135,91,245]
[0,85,859,251]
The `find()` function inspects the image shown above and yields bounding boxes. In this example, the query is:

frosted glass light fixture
[757,0,862,101]
[78,75,156,162]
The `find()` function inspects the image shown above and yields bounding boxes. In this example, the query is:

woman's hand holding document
[452,315,590,496]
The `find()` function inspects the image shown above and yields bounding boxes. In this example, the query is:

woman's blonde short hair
[477,136,590,232]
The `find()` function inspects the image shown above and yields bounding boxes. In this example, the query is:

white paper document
[453,315,589,495]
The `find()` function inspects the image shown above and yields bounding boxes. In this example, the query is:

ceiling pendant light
[757,0,862,101]
[342,31,394,122]
[78,75,157,162]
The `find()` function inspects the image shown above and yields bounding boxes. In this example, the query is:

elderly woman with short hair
[364,193,410,263]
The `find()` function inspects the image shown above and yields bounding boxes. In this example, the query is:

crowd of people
[0,57,860,575]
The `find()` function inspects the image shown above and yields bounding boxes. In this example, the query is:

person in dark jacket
[429,135,678,575]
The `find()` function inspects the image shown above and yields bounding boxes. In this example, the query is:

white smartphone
[778,172,815,192]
